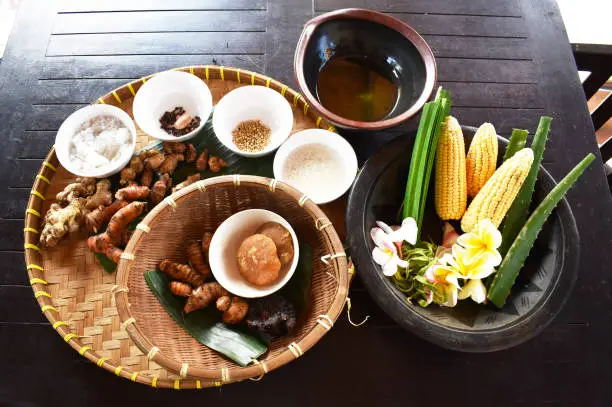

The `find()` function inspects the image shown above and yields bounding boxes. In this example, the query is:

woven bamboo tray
[23,66,348,389]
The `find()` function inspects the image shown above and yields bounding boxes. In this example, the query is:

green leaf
[278,243,313,316]
[145,269,268,366]
[95,252,117,274]
[502,129,528,162]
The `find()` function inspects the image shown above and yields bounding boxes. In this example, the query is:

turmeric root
[208,156,227,172]
[164,142,187,155]
[184,282,228,313]
[85,199,129,233]
[106,201,146,245]
[56,177,96,203]
[216,296,249,324]
[85,179,113,210]
[87,233,123,263]
[196,150,209,171]
[40,198,87,247]
[150,174,171,205]
[140,169,154,188]
[158,153,184,174]
[185,144,197,163]
[201,232,213,256]
[116,185,150,201]
[186,239,211,281]
[172,173,200,193]
[159,259,205,287]
[122,228,134,246]
[169,281,192,297]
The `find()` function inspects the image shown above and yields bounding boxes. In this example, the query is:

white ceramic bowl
[273,129,358,204]
[208,209,300,298]
[132,70,213,142]
[54,104,136,178]
[212,85,294,157]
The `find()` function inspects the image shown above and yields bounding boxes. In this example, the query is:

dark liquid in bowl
[316,56,399,122]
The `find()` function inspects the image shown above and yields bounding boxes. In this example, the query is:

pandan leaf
[487,153,595,308]
[145,269,268,366]
[502,129,529,162]
[499,117,551,257]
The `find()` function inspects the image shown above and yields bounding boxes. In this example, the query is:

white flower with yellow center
[456,218,502,266]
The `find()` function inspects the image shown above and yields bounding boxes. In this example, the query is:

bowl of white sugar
[273,129,358,204]
[55,104,136,178]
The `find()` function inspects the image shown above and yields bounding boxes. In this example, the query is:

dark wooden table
[1,1,611,405]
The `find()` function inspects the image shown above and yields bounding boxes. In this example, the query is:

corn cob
[466,122,498,198]
[435,116,467,220]
[461,148,534,232]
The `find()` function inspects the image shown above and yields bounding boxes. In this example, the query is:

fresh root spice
[232,120,271,152]
[160,107,201,137]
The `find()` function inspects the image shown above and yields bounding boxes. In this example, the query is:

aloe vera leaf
[145,269,267,366]
[503,129,528,162]
[487,153,595,308]
[403,102,435,220]
[499,117,552,256]
[418,97,450,230]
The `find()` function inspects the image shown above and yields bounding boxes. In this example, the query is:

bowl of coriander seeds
[212,85,294,157]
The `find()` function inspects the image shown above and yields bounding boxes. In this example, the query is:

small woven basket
[115,175,348,382]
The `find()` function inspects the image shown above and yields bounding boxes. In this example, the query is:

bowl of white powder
[273,129,358,204]
[55,104,136,177]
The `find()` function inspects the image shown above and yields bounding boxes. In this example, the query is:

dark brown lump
[160,106,201,137]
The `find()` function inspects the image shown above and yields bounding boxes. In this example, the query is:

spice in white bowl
[69,115,132,172]
[232,119,271,152]
[282,143,348,203]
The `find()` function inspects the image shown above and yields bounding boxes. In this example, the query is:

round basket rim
[116,175,348,381]
[23,65,346,389]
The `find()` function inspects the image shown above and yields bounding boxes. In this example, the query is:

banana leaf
[278,243,313,316]
[145,269,268,366]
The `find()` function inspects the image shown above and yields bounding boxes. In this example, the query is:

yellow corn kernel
[461,148,534,232]
[435,116,467,220]
[466,122,499,198]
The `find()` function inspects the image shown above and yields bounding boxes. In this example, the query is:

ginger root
[85,199,129,233]
[140,169,154,188]
[184,282,228,314]
[85,179,112,210]
[208,156,227,173]
[164,142,187,155]
[196,150,209,171]
[120,156,145,185]
[186,239,211,281]
[216,296,249,324]
[56,177,95,203]
[145,152,165,171]
[169,281,192,297]
[172,173,200,193]
[106,201,146,245]
[150,174,171,205]
[158,153,184,174]
[40,198,86,247]
[159,259,205,287]
[185,144,197,163]
[115,185,150,201]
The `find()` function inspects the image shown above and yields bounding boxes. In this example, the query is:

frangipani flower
[425,264,460,307]
[376,217,418,245]
[438,245,496,281]
[371,227,408,276]
[457,218,502,266]
[457,279,487,303]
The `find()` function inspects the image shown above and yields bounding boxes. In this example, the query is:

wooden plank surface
[1,0,611,405]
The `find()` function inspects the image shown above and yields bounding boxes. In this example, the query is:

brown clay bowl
[294,8,437,131]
